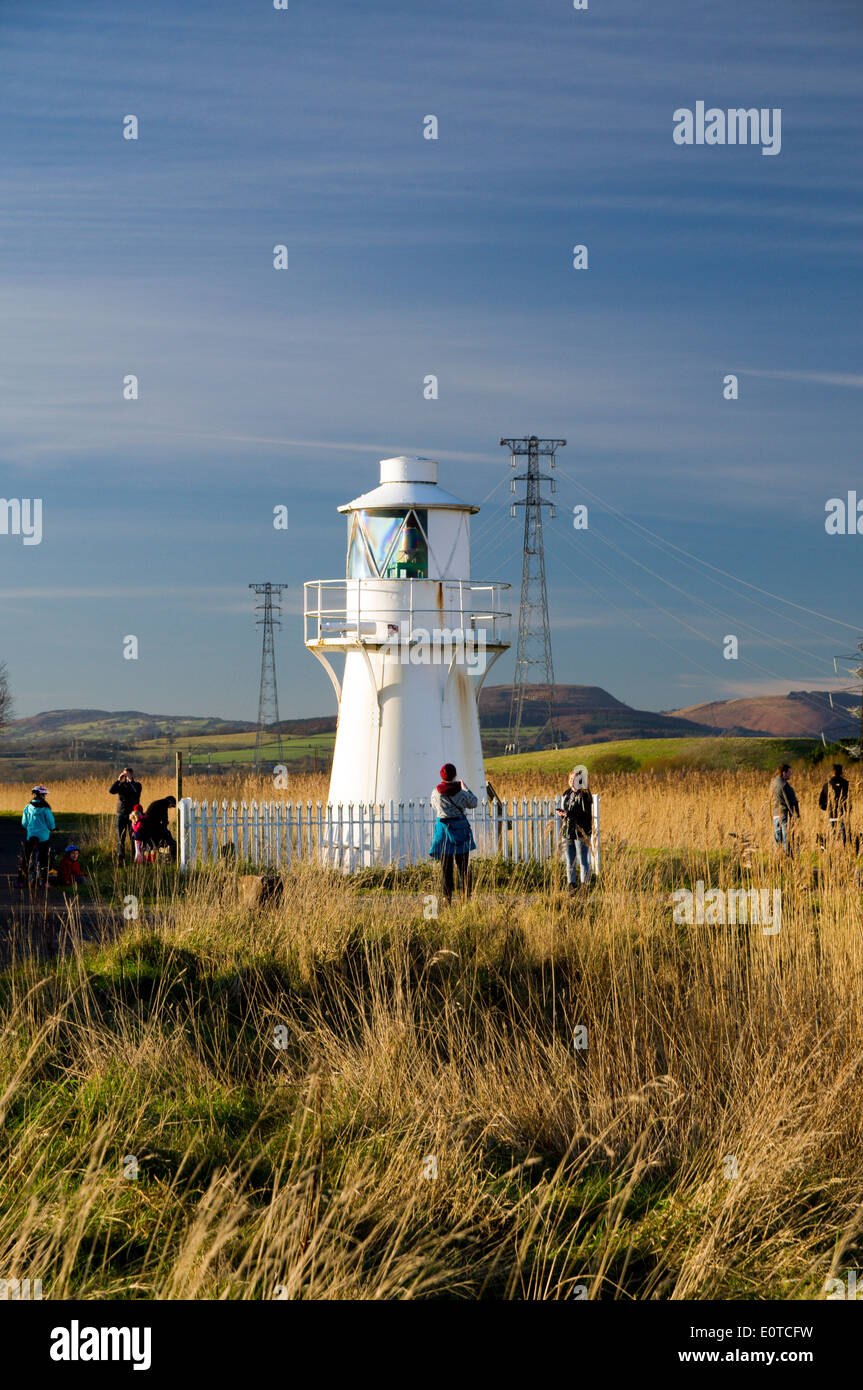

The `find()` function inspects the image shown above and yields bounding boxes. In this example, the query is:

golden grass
[0,773,328,815]
[0,764,844,857]
[0,766,861,1299]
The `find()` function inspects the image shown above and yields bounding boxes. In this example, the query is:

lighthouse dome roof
[338,456,479,514]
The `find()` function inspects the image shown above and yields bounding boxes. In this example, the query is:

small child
[57,844,86,887]
[129,805,148,864]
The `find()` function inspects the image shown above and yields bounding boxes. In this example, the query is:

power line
[545,528,722,682]
[555,464,859,635]
[580,525,835,673]
[553,527,858,732]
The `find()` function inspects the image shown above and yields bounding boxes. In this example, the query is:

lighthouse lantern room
[304,457,511,825]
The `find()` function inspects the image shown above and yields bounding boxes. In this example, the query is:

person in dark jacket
[109,768,142,862]
[770,763,800,855]
[556,767,594,894]
[143,795,177,860]
[819,763,850,845]
[429,764,477,905]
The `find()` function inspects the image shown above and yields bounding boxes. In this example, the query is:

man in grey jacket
[770,763,800,855]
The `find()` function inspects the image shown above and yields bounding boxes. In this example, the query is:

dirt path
[0,817,124,961]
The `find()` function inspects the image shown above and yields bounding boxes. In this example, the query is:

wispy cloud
[741,368,863,389]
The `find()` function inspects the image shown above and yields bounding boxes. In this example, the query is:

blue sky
[1,0,862,722]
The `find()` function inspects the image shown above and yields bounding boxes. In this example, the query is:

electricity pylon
[831,641,863,758]
[250,583,288,772]
[501,436,566,753]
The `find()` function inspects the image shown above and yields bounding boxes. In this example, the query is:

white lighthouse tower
[304,456,510,845]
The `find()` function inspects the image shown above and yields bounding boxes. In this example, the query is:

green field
[1,733,827,785]
[0,732,336,781]
[128,731,335,768]
[486,735,821,778]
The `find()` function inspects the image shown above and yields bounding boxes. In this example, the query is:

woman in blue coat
[21,784,56,881]
[429,763,477,905]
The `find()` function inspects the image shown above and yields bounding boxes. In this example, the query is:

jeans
[440,852,471,904]
[773,814,796,855]
[564,840,592,886]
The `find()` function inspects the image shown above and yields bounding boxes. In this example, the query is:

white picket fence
[178,794,601,874]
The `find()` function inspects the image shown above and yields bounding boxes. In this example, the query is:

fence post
[592,793,601,877]
[408,800,416,866]
[178,797,192,872]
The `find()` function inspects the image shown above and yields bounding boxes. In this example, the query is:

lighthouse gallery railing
[303,578,511,648]
[178,796,601,875]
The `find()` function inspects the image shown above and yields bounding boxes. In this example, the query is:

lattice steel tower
[501,436,566,753]
[250,583,288,772]
[832,640,863,758]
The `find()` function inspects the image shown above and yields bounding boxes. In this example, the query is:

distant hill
[3,684,843,770]
[2,709,257,748]
[1,709,337,749]
[478,684,722,750]
[669,690,860,739]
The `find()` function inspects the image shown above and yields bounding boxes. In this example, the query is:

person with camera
[429,763,478,905]
[109,767,143,863]
[556,766,594,896]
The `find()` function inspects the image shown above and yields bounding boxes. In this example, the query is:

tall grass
[2,764,845,856]
[0,768,861,1299]
[0,773,327,816]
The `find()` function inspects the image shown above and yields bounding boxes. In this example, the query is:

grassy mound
[487,736,819,780]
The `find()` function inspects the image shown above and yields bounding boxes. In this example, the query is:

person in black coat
[143,796,177,860]
[819,763,851,845]
[109,768,142,862]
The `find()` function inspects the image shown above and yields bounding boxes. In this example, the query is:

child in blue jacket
[22,785,56,879]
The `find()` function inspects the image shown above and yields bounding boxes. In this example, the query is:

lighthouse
[304,456,511,832]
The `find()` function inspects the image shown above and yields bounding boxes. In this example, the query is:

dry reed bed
[0,768,861,1298]
[1,765,855,857]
